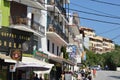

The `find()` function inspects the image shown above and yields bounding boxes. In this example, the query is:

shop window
[33,35,39,50]
[57,46,59,56]
[52,43,54,53]
[47,39,50,51]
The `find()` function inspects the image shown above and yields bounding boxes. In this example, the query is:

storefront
[49,56,74,80]
[0,59,8,80]
[14,57,54,80]
[0,53,16,80]
[32,50,54,80]
[0,27,34,80]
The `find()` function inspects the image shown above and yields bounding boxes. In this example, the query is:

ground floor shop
[49,56,75,80]
[0,55,54,80]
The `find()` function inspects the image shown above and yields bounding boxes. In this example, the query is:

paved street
[94,70,120,80]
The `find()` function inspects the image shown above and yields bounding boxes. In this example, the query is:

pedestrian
[39,74,43,80]
[77,73,82,80]
[34,74,39,80]
[93,69,96,78]
[87,68,92,80]
[105,65,108,70]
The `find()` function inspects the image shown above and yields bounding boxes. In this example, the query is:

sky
[69,0,120,45]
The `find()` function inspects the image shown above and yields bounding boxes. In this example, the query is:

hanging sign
[10,49,22,61]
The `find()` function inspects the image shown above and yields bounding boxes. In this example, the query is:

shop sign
[9,65,16,72]
[67,45,77,58]
[0,27,33,54]
[10,49,22,61]
[34,51,48,59]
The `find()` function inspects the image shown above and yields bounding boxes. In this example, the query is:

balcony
[10,16,45,36]
[48,0,70,4]
[47,1,69,22]
[47,15,68,45]
[10,0,45,10]
[10,16,28,25]
[47,23,68,45]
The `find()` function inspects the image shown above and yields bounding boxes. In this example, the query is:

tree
[61,46,69,59]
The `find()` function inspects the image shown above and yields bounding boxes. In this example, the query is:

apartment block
[80,26,115,54]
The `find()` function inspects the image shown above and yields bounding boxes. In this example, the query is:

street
[94,70,120,80]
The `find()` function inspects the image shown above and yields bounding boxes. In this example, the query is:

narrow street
[94,70,120,80]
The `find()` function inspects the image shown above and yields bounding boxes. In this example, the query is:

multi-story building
[68,12,85,70]
[89,36,103,54]
[80,26,115,54]
[0,0,53,80]
[80,26,96,37]
[103,38,115,53]
[45,0,76,80]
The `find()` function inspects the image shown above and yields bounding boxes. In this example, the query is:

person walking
[34,74,39,80]
[93,69,96,78]
[39,74,43,80]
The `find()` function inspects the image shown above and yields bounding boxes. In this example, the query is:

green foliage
[84,44,120,70]
[83,50,104,67]
[61,46,69,59]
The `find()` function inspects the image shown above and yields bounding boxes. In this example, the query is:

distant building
[80,26,115,54]
[103,38,115,53]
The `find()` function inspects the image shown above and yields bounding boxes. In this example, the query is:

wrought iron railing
[47,16,68,43]
[10,16,45,36]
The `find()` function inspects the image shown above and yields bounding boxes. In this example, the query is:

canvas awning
[0,54,54,71]
[49,56,75,66]
[0,53,17,63]
[15,57,54,71]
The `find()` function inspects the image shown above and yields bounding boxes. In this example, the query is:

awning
[0,54,54,71]
[34,68,52,74]
[49,56,75,66]
[16,57,54,71]
[0,53,17,63]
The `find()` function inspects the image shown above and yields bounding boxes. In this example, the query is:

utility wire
[97,27,120,35]
[112,34,120,40]
[70,2,120,17]
[67,8,120,19]
[79,16,120,25]
[29,6,120,25]
[14,1,120,26]
[90,0,120,6]
[10,1,119,44]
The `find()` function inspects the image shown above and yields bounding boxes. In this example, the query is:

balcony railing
[10,16,28,25]
[35,0,45,6]
[47,0,68,21]
[47,16,68,42]
[56,3,66,14]
[10,16,45,36]
[48,23,68,43]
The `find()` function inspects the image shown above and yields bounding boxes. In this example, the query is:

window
[47,40,50,51]
[33,35,38,50]
[57,46,59,56]
[52,43,54,53]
